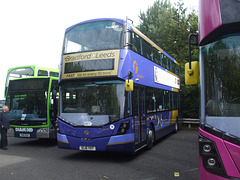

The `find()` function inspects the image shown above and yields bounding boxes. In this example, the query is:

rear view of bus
[186,0,240,179]
[5,66,59,139]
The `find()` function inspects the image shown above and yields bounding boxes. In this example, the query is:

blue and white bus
[56,18,181,153]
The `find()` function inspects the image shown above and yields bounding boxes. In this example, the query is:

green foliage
[138,0,199,118]
[182,84,199,118]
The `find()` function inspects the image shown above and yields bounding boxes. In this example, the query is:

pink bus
[186,0,240,179]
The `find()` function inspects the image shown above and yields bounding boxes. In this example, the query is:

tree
[138,0,199,118]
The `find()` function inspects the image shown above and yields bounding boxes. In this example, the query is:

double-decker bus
[5,65,59,139]
[185,0,240,179]
[56,18,181,153]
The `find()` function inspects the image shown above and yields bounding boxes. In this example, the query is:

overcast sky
[0,0,198,100]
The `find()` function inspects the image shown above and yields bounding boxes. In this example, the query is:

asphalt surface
[0,129,199,180]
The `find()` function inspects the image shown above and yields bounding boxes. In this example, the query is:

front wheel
[146,125,155,150]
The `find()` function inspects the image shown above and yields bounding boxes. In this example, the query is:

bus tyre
[147,125,155,150]
[174,119,178,133]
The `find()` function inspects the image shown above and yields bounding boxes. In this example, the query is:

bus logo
[133,61,138,74]
[15,127,33,132]
[110,124,115,130]
[157,115,163,127]
[84,130,89,135]
[133,60,144,79]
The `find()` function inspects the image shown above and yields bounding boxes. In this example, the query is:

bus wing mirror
[125,80,133,91]
[185,61,199,85]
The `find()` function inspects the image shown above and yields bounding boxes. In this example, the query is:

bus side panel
[106,133,135,152]
[119,50,174,91]
[170,110,178,125]
[224,141,240,174]
[147,111,176,141]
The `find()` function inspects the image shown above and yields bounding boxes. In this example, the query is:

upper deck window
[38,70,48,76]
[5,67,35,97]
[64,21,123,54]
[50,71,59,77]
[131,31,180,76]
[8,67,34,79]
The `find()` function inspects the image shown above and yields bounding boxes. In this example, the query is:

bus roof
[65,18,178,65]
[7,65,58,74]
[5,65,59,97]
[199,0,240,46]
[65,18,126,33]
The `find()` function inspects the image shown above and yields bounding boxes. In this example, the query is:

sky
[0,0,198,100]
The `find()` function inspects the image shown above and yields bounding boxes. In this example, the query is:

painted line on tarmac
[0,155,31,168]
[181,168,199,173]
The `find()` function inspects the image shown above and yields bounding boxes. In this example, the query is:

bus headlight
[199,135,227,177]
[203,144,212,153]
[37,128,48,133]
[117,120,130,135]
[207,158,216,166]
[8,128,14,133]
[55,121,60,133]
[7,128,14,137]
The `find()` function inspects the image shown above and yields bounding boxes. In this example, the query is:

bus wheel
[174,119,178,133]
[147,125,155,150]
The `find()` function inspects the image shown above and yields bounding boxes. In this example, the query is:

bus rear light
[199,135,227,178]
[117,120,130,135]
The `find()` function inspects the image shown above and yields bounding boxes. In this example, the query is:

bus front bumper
[8,127,56,139]
[57,133,135,152]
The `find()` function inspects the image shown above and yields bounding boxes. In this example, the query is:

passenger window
[50,72,59,77]
[38,70,48,76]
[142,40,152,60]
[131,33,142,55]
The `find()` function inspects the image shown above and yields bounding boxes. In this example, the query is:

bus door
[133,87,147,150]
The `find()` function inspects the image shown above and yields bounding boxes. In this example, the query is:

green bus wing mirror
[185,61,199,85]
[125,80,133,91]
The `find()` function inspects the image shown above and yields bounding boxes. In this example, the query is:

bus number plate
[19,133,30,138]
[79,146,96,151]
